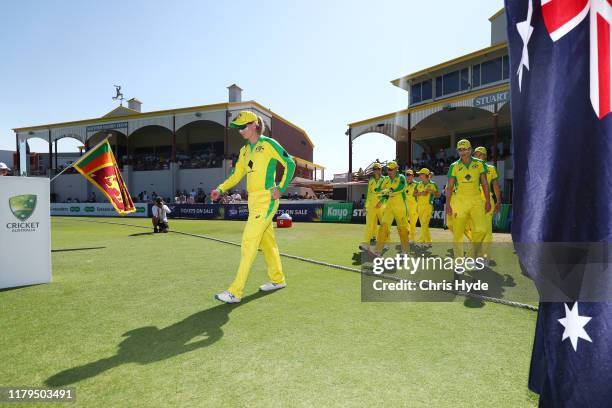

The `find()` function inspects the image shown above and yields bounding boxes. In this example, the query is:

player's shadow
[461,266,516,309]
[45,291,273,387]
[129,232,156,237]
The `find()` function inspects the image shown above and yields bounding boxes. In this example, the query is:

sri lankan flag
[72,139,135,215]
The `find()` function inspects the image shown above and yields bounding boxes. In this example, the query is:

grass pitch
[0,217,539,407]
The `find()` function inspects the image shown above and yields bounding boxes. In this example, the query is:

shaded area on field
[45,291,274,387]
[51,247,106,253]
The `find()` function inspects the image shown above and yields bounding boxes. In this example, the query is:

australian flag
[506,0,612,406]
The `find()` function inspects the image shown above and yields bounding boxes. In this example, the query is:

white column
[19,136,27,176]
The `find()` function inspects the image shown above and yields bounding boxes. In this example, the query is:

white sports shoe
[214,290,241,303]
[259,282,287,292]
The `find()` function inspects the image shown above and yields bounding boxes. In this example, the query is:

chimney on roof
[227,84,242,103]
[128,98,142,112]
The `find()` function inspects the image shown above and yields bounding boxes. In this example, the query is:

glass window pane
[421,79,432,100]
[435,76,443,97]
[472,64,481,87]
[410,83,422,104]
[482,57,503,84]
[460,68,470,90]
[443,71,460,94]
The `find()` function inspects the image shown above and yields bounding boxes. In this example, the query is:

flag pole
[49,137,110,183]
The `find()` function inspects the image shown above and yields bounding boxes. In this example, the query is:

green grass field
[0,217,539,407]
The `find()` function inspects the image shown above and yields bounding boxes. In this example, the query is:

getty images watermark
[361,252,491,302]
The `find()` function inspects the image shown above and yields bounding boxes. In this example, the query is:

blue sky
[0,0,503,177]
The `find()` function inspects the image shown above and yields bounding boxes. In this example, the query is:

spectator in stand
[66,197,72,203]
[187,195,195,204]
[143,191,149,202]
[0,162,10,176]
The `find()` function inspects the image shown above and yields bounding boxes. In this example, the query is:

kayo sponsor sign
[322,203,353,222]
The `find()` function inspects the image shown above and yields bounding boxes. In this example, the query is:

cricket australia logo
[7,194,40,233]
[255,146,264,153]
[9,194,37,221]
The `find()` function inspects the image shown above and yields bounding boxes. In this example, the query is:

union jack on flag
[541,0,612,118]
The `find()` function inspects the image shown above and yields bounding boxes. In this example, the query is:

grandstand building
[346,8,512,201]
[12,85,324,201]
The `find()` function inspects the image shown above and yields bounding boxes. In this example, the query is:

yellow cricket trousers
[375,198,409,253]
[417,204,433,244]
[228,191,285,298]
[408,201,419,240]
[363,205,385,243]
[449,194,487,258]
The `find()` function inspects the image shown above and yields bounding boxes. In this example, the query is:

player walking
[404,169,420,245]
[211,111,296,303]
[359,162,386,251]
[414,168,440,247]
[445,139,491,258]
[372,161,409,255]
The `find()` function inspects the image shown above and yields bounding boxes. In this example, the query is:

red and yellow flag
[72,139,135,215]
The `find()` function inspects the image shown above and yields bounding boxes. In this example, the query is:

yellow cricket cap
[416,168,430,175]
[405,169,414,175]
[474,146,487,156]
[456,139,471,150]
[386,161,398,170]
[229,111,258,128]
[372,162,382,169]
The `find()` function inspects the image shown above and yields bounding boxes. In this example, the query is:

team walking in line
[210,113,499,304]
[360,138,500,260]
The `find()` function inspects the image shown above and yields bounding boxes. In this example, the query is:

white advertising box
[0,177,52,289]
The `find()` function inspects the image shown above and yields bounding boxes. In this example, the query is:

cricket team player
[404,169,420,243]
[359,162,387,251]
[211,111,296,303]
[473,146,501,258]
[445,139,491,258]
[372,161,410,255]
[414,168,440,247]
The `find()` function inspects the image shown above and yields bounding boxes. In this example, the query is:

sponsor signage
[50,203,148,217]
[85,122,128,133]
[322,203,353,222]
[0,177,52,289]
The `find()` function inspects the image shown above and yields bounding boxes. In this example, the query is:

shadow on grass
[45,290,274,387]
[128,232,156,237]
[52,247,106,253]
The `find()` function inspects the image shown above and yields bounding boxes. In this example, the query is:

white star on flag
[558,302,593,352]
[516,0,534,91]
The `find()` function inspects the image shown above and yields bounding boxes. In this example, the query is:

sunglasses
[236,121,254,130]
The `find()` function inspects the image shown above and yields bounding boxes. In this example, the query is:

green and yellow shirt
[447,157,488,197]
[481,163,498,201]
[365,175,386,208]
[380,174,407,204]
[218,135,296,195]
[415,181,438,207]
[405,180,420,207]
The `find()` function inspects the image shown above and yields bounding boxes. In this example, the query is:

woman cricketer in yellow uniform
[414,168,440,247]
[359,162,387,251]
[404,169,420,244]
[445,139,491,258]
[211,111,296,303]
[372,161,410,255]
[473,146,501,259]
